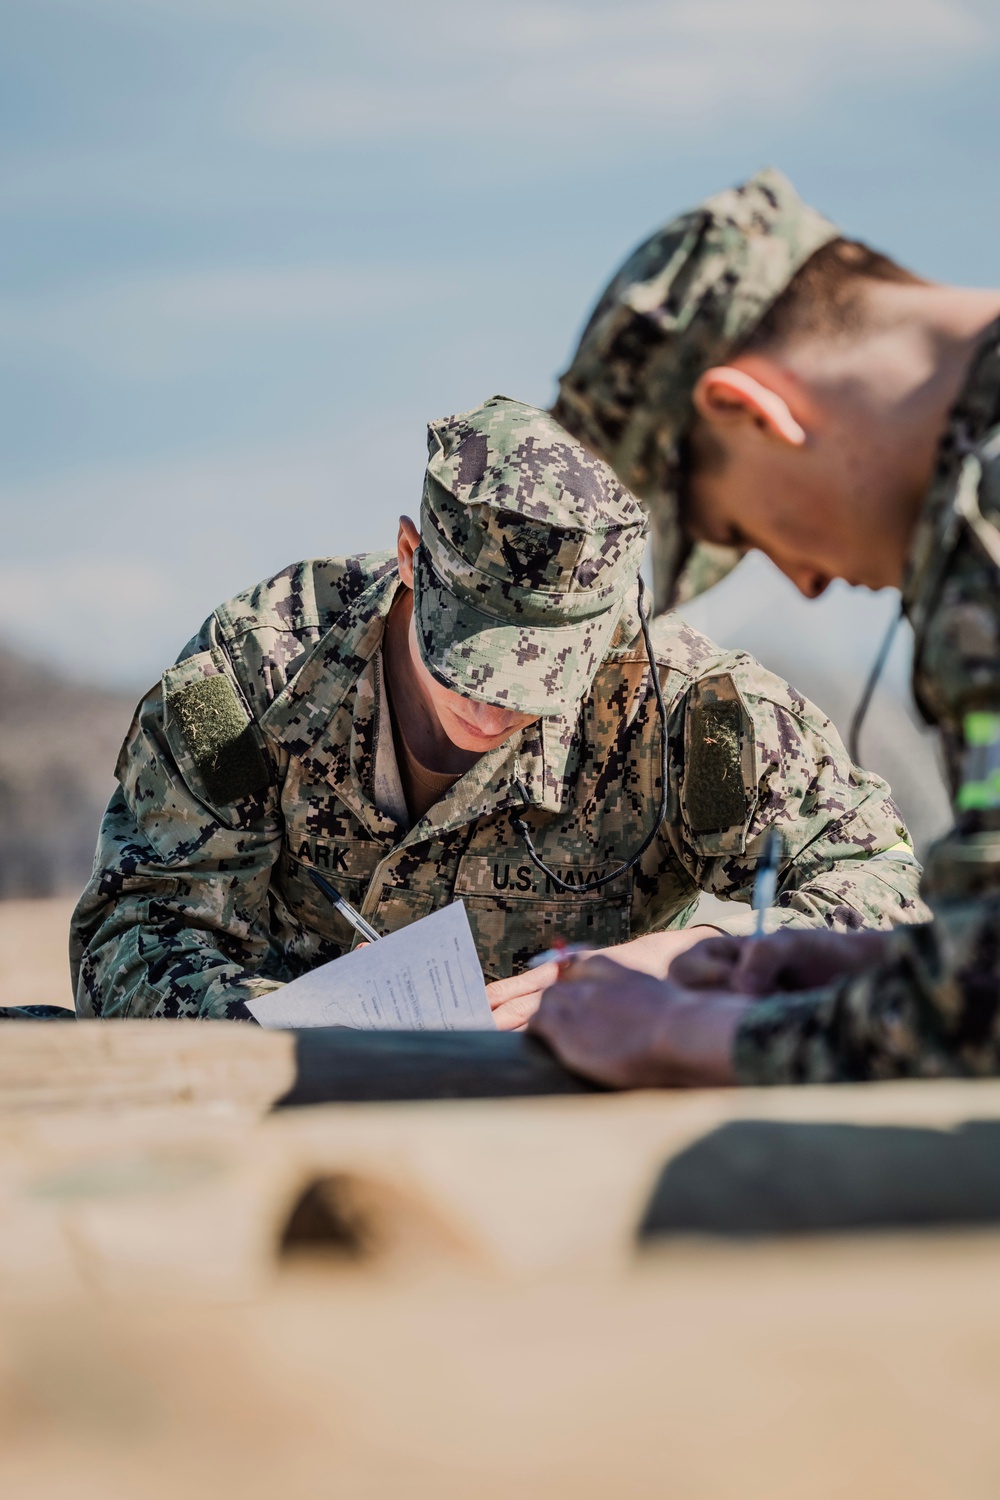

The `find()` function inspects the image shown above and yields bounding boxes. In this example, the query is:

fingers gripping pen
[527,940,592,974]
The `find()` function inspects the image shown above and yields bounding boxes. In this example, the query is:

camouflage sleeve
[640,656,927,935]
[733,900,1000,1083]
[70,634,284,1020]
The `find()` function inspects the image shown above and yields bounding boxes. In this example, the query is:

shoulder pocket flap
[163,650,270,808]
[682,672,757,856]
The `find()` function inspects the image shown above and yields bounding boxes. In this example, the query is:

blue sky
[2,0,999,684]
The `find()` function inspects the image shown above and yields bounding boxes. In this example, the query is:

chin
[445,718,506,752]
[450,728,504,752]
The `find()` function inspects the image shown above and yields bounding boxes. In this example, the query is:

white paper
[246,900,494,1031]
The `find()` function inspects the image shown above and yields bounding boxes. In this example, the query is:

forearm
[767,750,929,931]
[528,953,749,1089]
[602,925,722,978]
[71,781,282,1020]
[75,912,277,1020]
[769,854,928,931]
[707,872,921,937]
[636,992,748,1087]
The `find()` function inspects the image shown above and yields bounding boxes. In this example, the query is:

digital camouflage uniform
[554,167,1000,1082]
[71,397,923,1021]
[736,321,1000,1081]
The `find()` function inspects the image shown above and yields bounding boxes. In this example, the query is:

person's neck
[792,282,1000,431]
[789,283,1000,577]
[382,588,481,776]
[884,282,1000,423]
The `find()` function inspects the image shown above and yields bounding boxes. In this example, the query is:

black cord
[848,599,904,766]
[510,575,670,892]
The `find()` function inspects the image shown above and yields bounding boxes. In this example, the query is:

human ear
[693,366,806,448]
[397,515,420,588]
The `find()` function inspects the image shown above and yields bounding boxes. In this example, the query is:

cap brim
[646,476,691,615]
[412,547,623,718]
[645,475,742,613]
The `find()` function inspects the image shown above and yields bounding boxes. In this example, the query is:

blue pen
[751,827,782,938]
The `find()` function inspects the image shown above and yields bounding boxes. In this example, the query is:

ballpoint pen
[527,939,592,972]
[309,869,381,945]
[751,827,782,939]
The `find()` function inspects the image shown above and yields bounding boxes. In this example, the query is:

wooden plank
[0,1020,297,1113]
[2,1210,1000,1499]
[9,1080,1000,1302]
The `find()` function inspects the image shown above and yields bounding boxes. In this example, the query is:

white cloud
[231,0,991,145]
[0,263,456,377]
[3,0,993,220]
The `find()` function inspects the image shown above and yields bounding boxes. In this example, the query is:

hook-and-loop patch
[682,672,757,855]
[163,650,270,807]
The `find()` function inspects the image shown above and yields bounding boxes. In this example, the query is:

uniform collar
[262,566,398,743]
[394,711,579,845]
[260,562,583,837]
[904,315,1000,632]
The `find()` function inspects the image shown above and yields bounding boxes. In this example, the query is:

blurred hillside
[0,644,136,898]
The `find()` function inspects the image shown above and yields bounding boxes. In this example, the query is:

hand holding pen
[527,938,593,976]
[666,826,785,992]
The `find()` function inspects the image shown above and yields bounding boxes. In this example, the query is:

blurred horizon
[2,0,1000,686]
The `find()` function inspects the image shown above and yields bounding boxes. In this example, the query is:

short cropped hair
[739,237,926,353]
[683,238,927,484]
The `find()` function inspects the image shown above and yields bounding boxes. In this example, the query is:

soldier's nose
[468,704,518,734]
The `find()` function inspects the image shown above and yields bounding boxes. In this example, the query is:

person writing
[72,395,922,1022]
[534,168,1000,1085]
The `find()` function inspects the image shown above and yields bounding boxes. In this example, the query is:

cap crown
[420,395,647,627]
[554,167,838,505]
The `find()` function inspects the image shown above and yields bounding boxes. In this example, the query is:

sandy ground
[0,896,77,1009]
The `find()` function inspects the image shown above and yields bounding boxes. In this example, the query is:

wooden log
[0,1021,591,1113]
[639,1116,1000,1238]
[277,1029,595,1106]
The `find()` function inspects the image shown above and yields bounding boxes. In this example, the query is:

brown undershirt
[392,717,462,824]
[381,588,479,824]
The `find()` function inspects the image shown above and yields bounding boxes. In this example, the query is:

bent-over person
[534,168,1000,1085]
[72,396,924,1023]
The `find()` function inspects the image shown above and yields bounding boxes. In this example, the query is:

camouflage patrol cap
[413,395,647,717]
[552,167,839,611]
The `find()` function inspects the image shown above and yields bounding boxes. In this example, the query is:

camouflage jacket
[71,555,924,1020]
[737,317,1000,1083]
